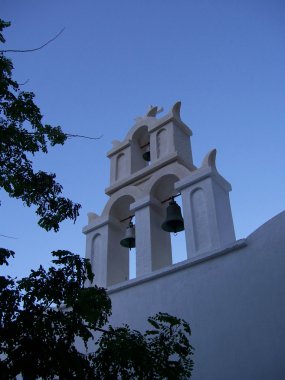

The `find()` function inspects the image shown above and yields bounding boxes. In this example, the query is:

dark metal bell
[120,222,136,248]
[142,150,151,162]
[161,199,184,233]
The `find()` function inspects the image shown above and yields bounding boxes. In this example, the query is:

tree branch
[18,79,30,86]
[95,327,114,335]
[0,234,18,239]
[66,134,103,141]
[0,28,65,53]
[22,131,103,141]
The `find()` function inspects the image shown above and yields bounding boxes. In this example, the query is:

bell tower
[83,102,236,287]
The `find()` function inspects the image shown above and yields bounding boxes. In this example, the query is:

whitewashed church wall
[107,211,285,380]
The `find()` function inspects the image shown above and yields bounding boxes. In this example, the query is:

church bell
[161,199,185,233]
[142,150,151,162]
[141,142,151,162]
[120,221,136,249]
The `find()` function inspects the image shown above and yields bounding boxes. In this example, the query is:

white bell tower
[83,102,236,287]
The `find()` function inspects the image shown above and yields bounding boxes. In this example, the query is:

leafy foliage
[0,19,80,231]
[94,313,194,379]
[0,250,194,379]
[0,249,111,379]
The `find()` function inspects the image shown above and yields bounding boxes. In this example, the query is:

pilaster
[176,150,236,258]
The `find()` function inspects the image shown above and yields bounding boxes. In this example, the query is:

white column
[176,164,236,259]
[84,221,109,288]
[131,196,172,277]
[106,218,130,286]
[84,216,129,288]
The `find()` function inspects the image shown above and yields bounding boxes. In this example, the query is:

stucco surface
[108,211,285,380]
[84,104,237,287]
[84,105,284,378]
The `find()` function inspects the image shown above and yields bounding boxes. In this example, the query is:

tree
[0,19,80,232]
[0,20,194,379]
[0,249,194,379]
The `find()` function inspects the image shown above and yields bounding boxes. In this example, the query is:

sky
[1,0,285,280]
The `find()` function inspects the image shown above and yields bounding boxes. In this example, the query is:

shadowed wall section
[191,188,211,252]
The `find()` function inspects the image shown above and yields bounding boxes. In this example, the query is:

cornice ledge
[149,115,192,136]
[82,215,119,235]
[107,239,247,294]
[105,152,184,196]
[107,139,130,158]
[175,165,232,192]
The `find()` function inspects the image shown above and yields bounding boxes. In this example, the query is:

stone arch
[109,194,136,223]
[148,173,186,269]
[145,163,191,199]
[106,193,137,286]
[102,185,142,218]
[124,117,155,141]
[150,174,180,203]
[130,125,150,173]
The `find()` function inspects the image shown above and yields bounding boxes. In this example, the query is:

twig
[23,131,103,141]
[66,134,103,141]
[95,327,114,335]
[0,234,18,239]
[0,28,65,53]
[18,79,30,86]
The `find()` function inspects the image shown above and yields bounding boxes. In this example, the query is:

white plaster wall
[107,222,129,285]
[109,145,132,185]
[156,127,170,159]
[107,211,285,380]
[173,122,193,166]
[85,104,284,378]
[130,138,148,174]
[85,224,109,288]
[211,180,236,246]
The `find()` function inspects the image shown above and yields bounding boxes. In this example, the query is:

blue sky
[1,0,285,279]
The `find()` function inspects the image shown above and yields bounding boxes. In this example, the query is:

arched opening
[128,214,136,280]
[108,195,136,284]
[91,234,102,285]
[151,174,187,266]
[131,126,150,173]
[170,195,187,264]
[115,153,126,181]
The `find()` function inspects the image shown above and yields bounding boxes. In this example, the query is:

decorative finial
[88,212,99,224]
[202,149,217,169]
[146,105,164,117]
[134,105,164,122]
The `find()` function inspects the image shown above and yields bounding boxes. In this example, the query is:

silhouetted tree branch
[66,133,103,140]
[0,27,65,53]
[0,234,18,239]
